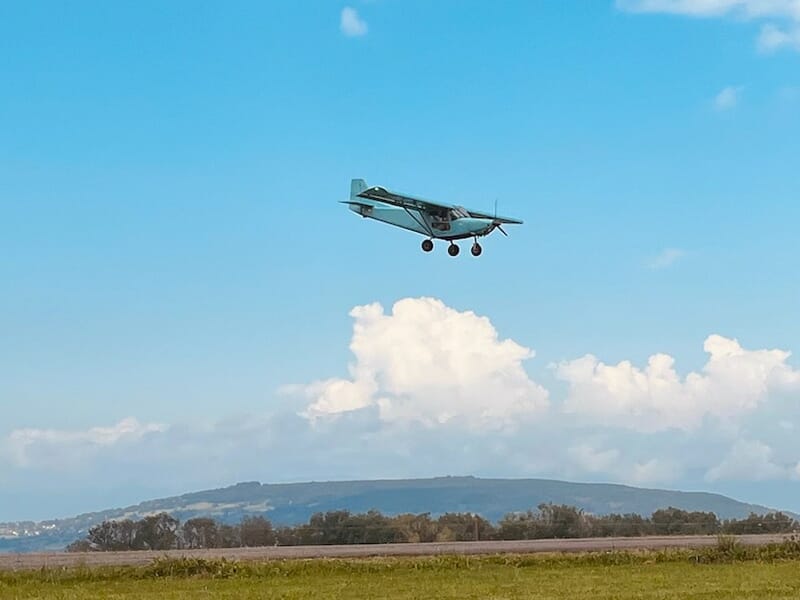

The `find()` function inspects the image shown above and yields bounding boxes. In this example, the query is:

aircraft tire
[421,239,434,252]
[471,243,482,257]
[448,244,460,257]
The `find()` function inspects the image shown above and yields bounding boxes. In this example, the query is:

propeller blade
[497,224,508,237]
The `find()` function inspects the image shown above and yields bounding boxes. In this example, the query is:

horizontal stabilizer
[340,200,374,209]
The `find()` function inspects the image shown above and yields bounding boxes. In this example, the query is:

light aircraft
[342,179,523,256]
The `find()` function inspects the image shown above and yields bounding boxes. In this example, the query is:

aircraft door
[429,208,451,232]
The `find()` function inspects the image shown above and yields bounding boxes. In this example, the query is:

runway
[0,534,792,571]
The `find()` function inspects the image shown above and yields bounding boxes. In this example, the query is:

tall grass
[2,536,800,586]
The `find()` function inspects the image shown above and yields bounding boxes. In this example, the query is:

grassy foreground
[3,542,800,599]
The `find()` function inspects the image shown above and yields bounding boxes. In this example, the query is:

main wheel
[471,243,482,257]
[421,239,434,253]
[448,244,460,257]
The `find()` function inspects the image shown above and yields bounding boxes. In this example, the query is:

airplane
[341,179,523,256]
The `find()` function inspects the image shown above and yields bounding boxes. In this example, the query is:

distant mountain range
[1,476,791,553]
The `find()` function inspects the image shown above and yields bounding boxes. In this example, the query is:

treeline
[66,504,799,552]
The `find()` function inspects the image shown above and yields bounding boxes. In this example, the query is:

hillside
[0,476,789,553]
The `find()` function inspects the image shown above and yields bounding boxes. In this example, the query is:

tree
[86,519,137,551]
[218,524,242,548]
[589,513,653,538]
[134,513,179,550]
[723,512,799,535]
[496,510,543,540]
[240,516,276,547]
[344,510,396,544]
[182,517,219,549]
[436,513,494,541]
[390,513,439,543]
[651,507,719,536]
[536,503,589,538]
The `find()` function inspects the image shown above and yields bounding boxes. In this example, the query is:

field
[3,545,800,600]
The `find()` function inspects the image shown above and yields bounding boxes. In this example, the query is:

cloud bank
[557,334,800,432]
[3,298,800,519]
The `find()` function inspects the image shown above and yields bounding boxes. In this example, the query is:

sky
[1,0,800,522]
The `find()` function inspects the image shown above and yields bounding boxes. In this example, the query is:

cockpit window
[451,206,470,219]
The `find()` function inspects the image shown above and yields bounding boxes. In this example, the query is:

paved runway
[0,534,791,571]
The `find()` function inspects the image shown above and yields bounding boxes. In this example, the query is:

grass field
[3,547,800,599]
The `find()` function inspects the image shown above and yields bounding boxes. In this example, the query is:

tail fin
[350,178,367,199]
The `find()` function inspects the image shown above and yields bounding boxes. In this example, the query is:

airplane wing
[357,186,454,213]
[357,184,524,224]
[465,209,524,225]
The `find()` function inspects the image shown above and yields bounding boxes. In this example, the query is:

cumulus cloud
[340,7,368,37]
[556,334,800,432]
[713,86,743,110]
[291,298,549,429]
[5,298,800,519]
[706,439,798,481]
[617,0,800,52]
[647,247,686,269]
[4,418,167,469]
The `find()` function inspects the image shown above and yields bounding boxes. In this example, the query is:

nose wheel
[421,239,434,253]
[448,243,460,257]
[471,242,482,257]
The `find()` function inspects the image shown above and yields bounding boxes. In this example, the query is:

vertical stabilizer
[350,178,367,199]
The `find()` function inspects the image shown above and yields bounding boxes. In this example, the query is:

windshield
[451,206,470,219]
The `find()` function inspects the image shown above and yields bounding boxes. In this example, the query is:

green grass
[3,543,800,599]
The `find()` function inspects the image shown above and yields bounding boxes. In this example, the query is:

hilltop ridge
[1,476,789,553]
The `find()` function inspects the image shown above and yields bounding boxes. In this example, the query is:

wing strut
[403,206,435,237]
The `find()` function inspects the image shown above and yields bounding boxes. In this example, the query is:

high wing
[356,186,454,213]
[463,209,524,225]
[357,185,523,224]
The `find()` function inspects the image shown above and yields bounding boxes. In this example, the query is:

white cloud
[292,297,549,429]
[713,86,743,110]
[630,458,684,483]
[617,0,800,51]
[647,247,686,269]
[5,418,167,469]
[556,334,800,432]
[5,299,800,518]
[568,444,682,483]
[340,7,368,37]
[705,439,797,481]
[568,444,621,473]
[617,0,800,20]
[758,23,800,51]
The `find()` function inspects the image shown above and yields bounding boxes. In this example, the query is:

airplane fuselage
[348,202,496,241]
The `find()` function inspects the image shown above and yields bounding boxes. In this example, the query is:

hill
[0,476,789,553]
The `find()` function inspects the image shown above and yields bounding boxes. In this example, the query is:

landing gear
[471,242,482,257]
[448,243,460,257]
[421,239,434,253]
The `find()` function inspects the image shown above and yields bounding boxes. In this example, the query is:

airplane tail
[350,178,367,199]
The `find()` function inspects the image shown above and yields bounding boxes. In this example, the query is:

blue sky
[2,0,800,522]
